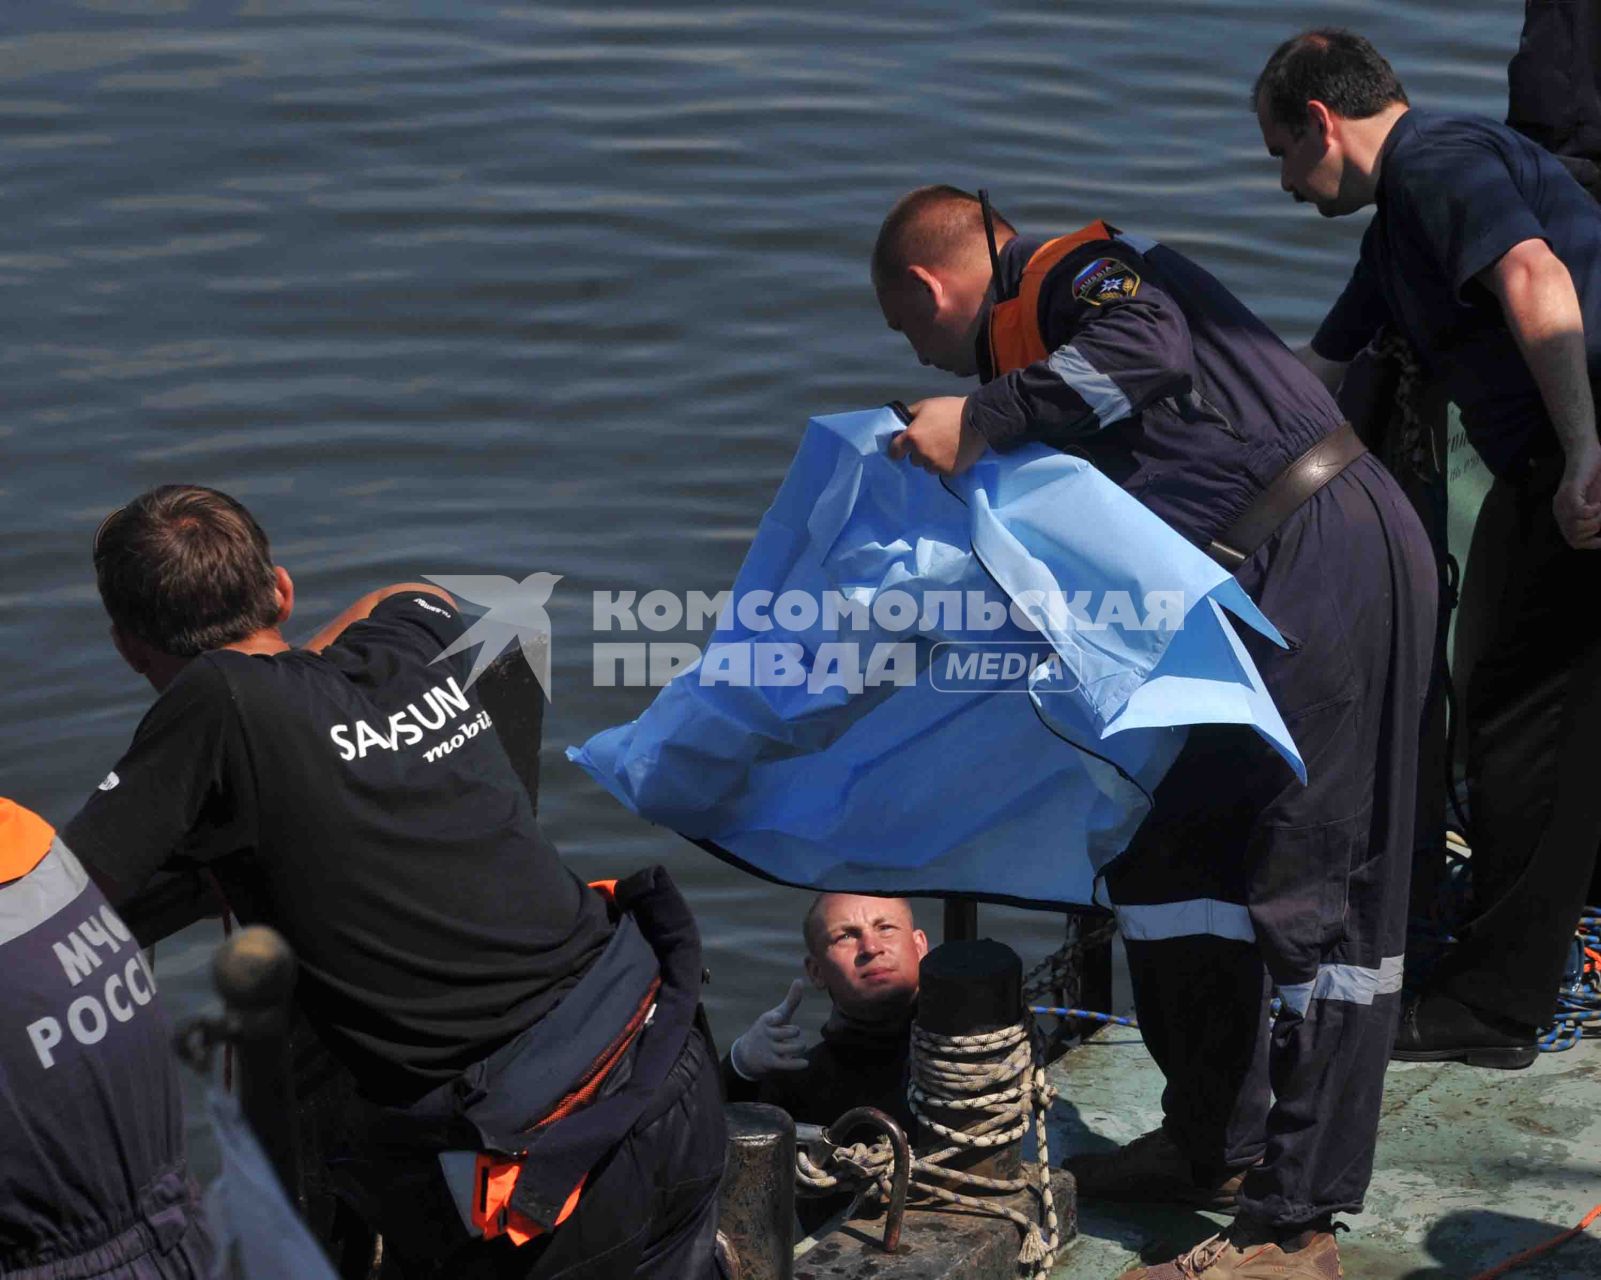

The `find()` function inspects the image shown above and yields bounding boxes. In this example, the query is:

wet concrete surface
[1045,1032,1601,1278]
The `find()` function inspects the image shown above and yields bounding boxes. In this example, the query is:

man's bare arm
[1480,237,1601,549]
[302,582,457,653]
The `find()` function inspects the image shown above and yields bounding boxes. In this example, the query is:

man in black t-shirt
[67,485,724,1278]
[1254,31,1601,1076]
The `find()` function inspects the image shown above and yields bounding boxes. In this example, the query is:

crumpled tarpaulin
[569,406,1303,907]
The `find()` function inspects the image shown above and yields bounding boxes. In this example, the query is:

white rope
[796,1015,1060,1276]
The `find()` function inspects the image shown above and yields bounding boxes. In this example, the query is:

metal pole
[213,925,304,1208]
[942,899,978,943]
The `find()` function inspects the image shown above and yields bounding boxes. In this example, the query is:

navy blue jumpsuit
[0,801,210,1279]
[965,229,1438,1226]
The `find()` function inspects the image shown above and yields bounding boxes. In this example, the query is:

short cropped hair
[1253,29,1408,133]
[93,485,279,657]
[871,185,1015,290]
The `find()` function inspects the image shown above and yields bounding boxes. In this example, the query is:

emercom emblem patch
[1072,257,1140,306]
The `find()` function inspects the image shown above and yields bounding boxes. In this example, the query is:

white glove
[728,979,809,1081]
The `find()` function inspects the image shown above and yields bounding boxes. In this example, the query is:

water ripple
[0,0,1527,1050]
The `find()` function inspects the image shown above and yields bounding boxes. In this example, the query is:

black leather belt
[1206,421,1368,570]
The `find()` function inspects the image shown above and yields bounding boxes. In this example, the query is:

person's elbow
[1483,238,1573,313]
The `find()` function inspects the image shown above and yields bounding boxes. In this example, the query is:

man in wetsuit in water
[722,892,926,1130]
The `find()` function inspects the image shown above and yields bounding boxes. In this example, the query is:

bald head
[871,185,1015,294]
[803,892,929,1018]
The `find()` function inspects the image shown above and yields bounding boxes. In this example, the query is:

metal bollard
[213,925,304,1209]
[915,939,1025,1181]
[718,1103,795,1280]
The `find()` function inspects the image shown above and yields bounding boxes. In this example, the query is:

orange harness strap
[987,220,1115,376]
[464,877,657,1247]
[471,1158,586,1247]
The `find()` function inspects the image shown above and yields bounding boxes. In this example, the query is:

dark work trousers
[1102,454,1437,1227]
[1432,457,1601,1026]
[372,1025,727,1280]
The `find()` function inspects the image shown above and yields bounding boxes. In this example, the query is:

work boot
[1116,1220,1342,1279]
[1390,992,1537,1069]
[1063,1126,1252,1211]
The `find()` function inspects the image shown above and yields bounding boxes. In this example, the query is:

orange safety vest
[987,220,1116,376]
[460,878,658,1247]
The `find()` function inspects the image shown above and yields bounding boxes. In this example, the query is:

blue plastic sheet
[569,407,1302,907]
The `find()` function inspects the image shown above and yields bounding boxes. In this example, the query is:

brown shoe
[1063,1127,1251,1211]
[1117,1226,1342,1279]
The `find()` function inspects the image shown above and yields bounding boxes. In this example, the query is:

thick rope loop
[797,1013,1060,1276]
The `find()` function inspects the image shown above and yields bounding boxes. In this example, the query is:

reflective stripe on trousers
[1099,885,1405,1014]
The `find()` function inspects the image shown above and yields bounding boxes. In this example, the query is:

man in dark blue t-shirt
[1255,31,1601,1074]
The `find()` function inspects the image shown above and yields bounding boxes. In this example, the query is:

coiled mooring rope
[796,1016,1060,1276]
[1539,908,1601,1052]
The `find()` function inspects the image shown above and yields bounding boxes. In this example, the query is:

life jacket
[987,220,1117,376]
[360,865,703,1251]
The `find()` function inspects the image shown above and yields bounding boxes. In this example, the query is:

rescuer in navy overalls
[0,798,212,1280]
[65,486,725,1279]
[873,186,1436,1280]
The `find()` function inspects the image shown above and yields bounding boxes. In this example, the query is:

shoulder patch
[1072,257,1140,306]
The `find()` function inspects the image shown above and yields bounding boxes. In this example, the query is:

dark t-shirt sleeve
[1388,134,1549,296]
[63,658,249,900]
[1312,233,1393,363]
[325,591,472,686]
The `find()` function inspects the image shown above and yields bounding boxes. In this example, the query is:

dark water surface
[1,0,1522,1162]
